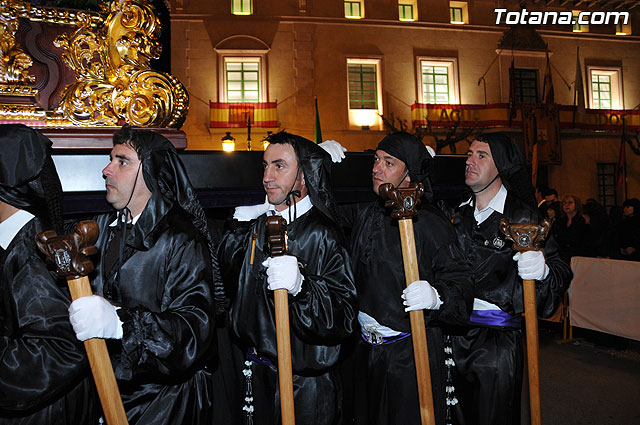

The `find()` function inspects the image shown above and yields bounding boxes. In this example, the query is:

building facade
[170,0,640,206]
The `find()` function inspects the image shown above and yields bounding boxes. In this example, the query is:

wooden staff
[265,216,295,425]
[36,221,129,425]
[379,182,435,425]
[499,218,551,425]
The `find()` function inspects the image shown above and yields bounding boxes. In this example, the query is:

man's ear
[300,170,306,187]
[403,167,411,186]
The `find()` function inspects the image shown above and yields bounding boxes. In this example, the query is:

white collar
[0,209,35,249]
[480,184,508,215]
[109,212,143,227]
[461,184,508,225]
[267,195,313,225]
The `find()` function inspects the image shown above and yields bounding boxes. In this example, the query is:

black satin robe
[340,201,474,425]
[449,194,573,425]
[217,207,358,425]
[90,208,215,425]
[0,218,99,424]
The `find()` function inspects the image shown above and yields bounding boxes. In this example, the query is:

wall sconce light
[221,131,235,152]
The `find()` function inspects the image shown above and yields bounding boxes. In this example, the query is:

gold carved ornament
[53,0,188,128]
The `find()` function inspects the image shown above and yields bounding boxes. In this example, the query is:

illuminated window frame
[399,0,417,22]
[346,58,382,129]
[449,1,468,24]
[232,0,252,15]
[217,52,269,103]
[416,57,459,105]
[345,0,364,19]
[588,67,623,110]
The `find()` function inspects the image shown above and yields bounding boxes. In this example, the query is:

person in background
[614,198,640,261]
[582,199,612,258]
[553,194,588,264]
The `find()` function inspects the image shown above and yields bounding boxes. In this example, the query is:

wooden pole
[67,276,129,425]
[499,218,551,425]
[266,216,296,425]
[35,221,129,425]
[378,182,436,425]
[398,219,436,425]
[522,278,541,425]
[274,289,296,425]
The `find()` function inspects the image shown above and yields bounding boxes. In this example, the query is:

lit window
[399,0,417,22]
[346,58,382,129]
[345,1,364,19]
[423,66,449,103]
[348,63,377,109]
[417,58,459,104]
[588,67,623,109]
[225,61,259,102]
[449,1,468,24]
[572,11,588,33]
[232,0,252,15]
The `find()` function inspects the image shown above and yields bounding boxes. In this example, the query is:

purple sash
[469,309,522,328]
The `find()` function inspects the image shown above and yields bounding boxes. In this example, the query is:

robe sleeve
[288,226,358,346]
[115,235,215,380]
[422,215,474,327]
[535,235,573,318]
[0,256,88,412]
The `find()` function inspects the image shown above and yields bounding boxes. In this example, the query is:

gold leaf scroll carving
[54,0,188,127]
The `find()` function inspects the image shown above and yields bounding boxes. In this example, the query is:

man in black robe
[338,132,474,425]
[0,124,99,424]
[447,132,572,425]
[217,131,357,425]
[67,126,217,424]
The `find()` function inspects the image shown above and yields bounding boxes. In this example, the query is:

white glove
[68,295,123,341]
[234,195,270,221]
[425,145,436,158]
[319,140,347,163]
[262,255,304,296]
[513,251,550,281]
[401,280,442,312]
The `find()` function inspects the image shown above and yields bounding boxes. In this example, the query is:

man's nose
[102,162,113,179]
[263,166,274,182]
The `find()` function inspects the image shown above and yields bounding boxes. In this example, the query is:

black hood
[476,132,536,209]
[376,131,434,201]
[114,128,212,255]
[266,131,341,227]
[0,124,63,233]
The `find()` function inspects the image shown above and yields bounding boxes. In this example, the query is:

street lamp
[221,131,235,152]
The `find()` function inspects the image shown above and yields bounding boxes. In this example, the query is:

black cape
[91,207,215,425]
[449,194,573,425]
[0,218,99,424]
[217,207,357,424]
[341,201,474,425]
